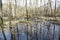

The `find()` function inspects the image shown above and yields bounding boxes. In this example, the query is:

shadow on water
[0,21,60,40]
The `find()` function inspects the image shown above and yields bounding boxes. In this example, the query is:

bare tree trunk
[25,0,28,40]
[9,0,13,40]
[0,0,7,40]
[35,0,38,40]
[48,0,52,15]
[53,0,57,40]
[40,0,42,40]
[13,0,18,40]
[1,9,7,40]
[30,0,32,40]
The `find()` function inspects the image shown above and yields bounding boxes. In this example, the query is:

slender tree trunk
[25,0,29,40]
[40,0,42,40]
[29,0,32,40]
[48,0,52,15]
[9,0,13,40]
[0,0,7,40]
[35,0,38,40]
[53,0,57,40]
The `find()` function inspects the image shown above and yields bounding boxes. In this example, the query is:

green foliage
[0,17,3,26]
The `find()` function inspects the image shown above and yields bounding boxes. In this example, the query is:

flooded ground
[0,21,60,40]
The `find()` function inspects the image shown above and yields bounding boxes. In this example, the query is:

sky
[2,0,60,7]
